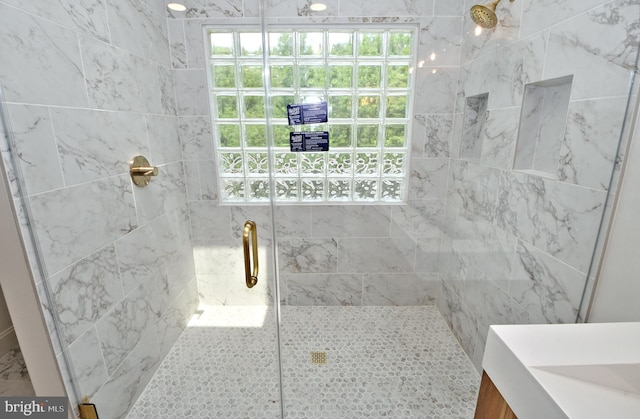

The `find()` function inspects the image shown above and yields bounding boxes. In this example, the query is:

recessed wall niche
[460,93,489,159]
[513,75,573,177]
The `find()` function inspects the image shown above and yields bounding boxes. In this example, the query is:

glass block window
[208,27,416,203]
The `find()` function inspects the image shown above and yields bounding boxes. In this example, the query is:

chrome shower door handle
[242,220,259,288]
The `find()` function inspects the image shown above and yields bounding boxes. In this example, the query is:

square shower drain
[310,352,327,364]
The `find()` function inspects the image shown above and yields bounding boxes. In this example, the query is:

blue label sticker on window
[290,132,329,152]
[287,102,328,125]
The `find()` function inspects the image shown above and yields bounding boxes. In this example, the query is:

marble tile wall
[174,1,466,309]
[0,1,198,417]
[438,0,640,370]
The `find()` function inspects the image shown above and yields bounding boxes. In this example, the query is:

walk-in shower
[0,0,638,418]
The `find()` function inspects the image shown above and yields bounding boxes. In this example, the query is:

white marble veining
[132,162,187,223]
[146,115,182,165]
[67,327,109,399]
[408,157,449,199]
[166,19,187,68]
[480,107,519,169]
[338,237,415,273]
[180,116,213,160]
[278,237,337,273]
[391,200,444,239]
[173,69,211,116]
[558,97,628,190]
[107,0,170,67]
[81,36,176,114]
[28,175,137,275]
[283,273,362,306]
[413,67,458,114]
[4,104,64,195]
[167,0,245,19]
[50,246,124,345]
[543,0,640,100]
[363,273,440,305]
[93,330,162,419]
[0,4,88,107]
[508,240,586,324]
[310,205,391,238]
[495,171,606,272]
[51,108,149,185]
[339,0,435,16]
[418,17,463,67]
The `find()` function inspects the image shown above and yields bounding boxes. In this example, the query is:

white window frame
[205,24,418,205]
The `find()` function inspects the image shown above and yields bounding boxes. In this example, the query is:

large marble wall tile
[418,17,463,67]
[543,1,640,100]
[278,238,337,273]
[197,272,273,306]
[133,161,187,223]
[409,158,449,200]
[49,246,124,346]
[435,0,464,16]
[167,19,187,68]
[265,0,339,17]
[448,160,500,222]
[229,205,275,239]
[28,175,136,274]
[183,160,201,201]
[67,327,108,399]
[283,273,362,306]
[1,0,109,41]
[480,107,519,169]
[391,200,444,239]
[338,0,434,16]
[495,171,606,272]
[364,273,440,305]
[147,115,182,165]
[107,0,170,67]
[156,278,199,357]
[0,5,88,107]
[167,0,245,18]
[189,201,232,240]
[521,0,615,38]
[508,240,586,324]
[436,280,479,365]
[414,67,458,114]
[116,211,190,294]
[198,160,219,201]
[275,205,312,238]
[338,237,415,273]
[4,104,64,195]
[310,206,391,238]
[184,19,208,69]
[558,97,628,190]
[81,36,176,114]
[491,33,547,109]
[180,116,214,160]
[194,236,275,277]
[91,330,162,419]
[95,283,155,375]
[411,115,428,158]
[423,114,454,158]
[174,69,210,116]
[415,237,442,273]
[35,282,63,356]
[449,214,516,290]
[50,108,148,185]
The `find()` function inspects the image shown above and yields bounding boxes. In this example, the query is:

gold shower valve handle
[130,155,158,187]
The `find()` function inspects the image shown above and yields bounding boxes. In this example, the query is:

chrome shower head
[470,0,515,29]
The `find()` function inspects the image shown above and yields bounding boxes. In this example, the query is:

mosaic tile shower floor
[128,306,480,419]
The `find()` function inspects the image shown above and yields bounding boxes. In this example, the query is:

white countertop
[482,322,640,419]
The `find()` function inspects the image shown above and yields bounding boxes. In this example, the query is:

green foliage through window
[209,27,415,203]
